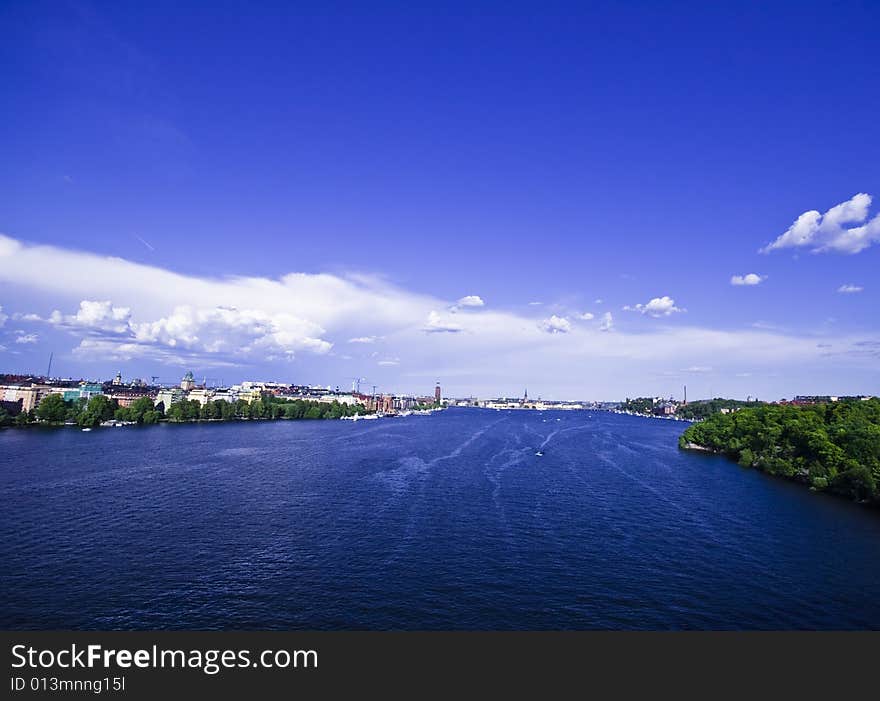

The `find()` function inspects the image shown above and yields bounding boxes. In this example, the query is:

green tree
[36,393,68,423]
[129,396,155,423]
[680,399,880,504]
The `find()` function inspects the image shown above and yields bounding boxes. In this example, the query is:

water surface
[2,409,878,629]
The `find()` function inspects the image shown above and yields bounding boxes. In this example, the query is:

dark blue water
[2,408,879,629]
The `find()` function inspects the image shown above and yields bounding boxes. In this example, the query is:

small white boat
[81,428,92,432]
[535,451,543,457]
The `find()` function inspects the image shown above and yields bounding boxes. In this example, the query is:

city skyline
[1,2,878,400]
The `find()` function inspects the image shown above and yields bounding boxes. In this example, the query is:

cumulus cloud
[761,193,880,254]
[456,295,485,308]
[598,312,613,332]
[540,315,572,334]
[38,300,332,360]
[15,333,38,344]
[837,284,863,294]
[623,296,684,317]
[579,312,595,320]
[48,300,132,333]
[0,232,442,364]
[423,311,463,333]
[731,273,765,286]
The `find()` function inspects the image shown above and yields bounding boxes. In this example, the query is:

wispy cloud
[761,193,880,254]
[348,336,380,344]
[837,284,863,294]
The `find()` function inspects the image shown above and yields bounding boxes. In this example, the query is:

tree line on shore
[679,398,880,504]
[620,396,763,418]
[0,392,372,428]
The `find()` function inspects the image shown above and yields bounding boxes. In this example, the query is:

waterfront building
[653,402,677,416]
[0,385,51,412]
[156,388,185,412]
[317,393,359,406]
[187,388,213,406]
[435,383,442,404]
[211,388,239,404]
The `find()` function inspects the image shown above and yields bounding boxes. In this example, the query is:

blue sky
[1,1,878,400]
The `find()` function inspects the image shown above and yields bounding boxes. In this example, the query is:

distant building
[187,388,213,406]
[0,385,50,412]
[180,371,196,391]
[156,388,185,412]
[653,402,677,416]
[0,398,23,415]
[211,389,239,404]
[112,371,123,386]
[435,383,442,404]
[317,393,359,406]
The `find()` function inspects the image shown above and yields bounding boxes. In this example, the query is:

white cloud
[682,365,712,373]
[761,193,880,254]
[54,300,132,332]
[423,311,462,334]
[837,284,863,294]
[594,299,603,304]
[456,295,485,308]
[15,333,38,344]
[0,305,6,328]
[348,336,379,344]
[624,296,685,317]
[0,233,877,398]
[377,359,400,366]
[540,315,572,334]
[731,273,765,286]
[578,312,595,320]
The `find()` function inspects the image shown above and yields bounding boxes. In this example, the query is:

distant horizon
[2,367,873,406]
[1,3,878,400]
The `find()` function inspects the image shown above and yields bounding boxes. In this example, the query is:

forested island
[619,396,762,418]
[679,399,880,504]
[674,398,764,421]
